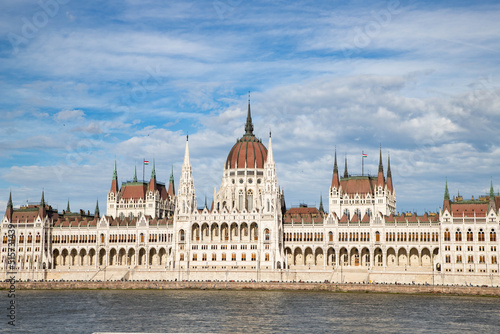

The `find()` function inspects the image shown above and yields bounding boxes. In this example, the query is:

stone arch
[304,247,314,266]
[339,247,348,266]
[138,248,146,265]
[53,249,60,268]
[314,247,324,266]
[149,248,157,265]
[409,247,419,267]
[99,248,106,266]
[421,248,431,266]
[294,247,303,266]
[201,223,209,241]
[374,247,383,266]
[230,223,238,241]
[350,247,359,266]
[221,223,229,241]
[158,248,167,265]
[397,247,407,267]
[127,248,136,266]
[285,247,293,268]
[386,247,396,267]
[61,248,69,266]
[211,223,219,241]
[109,248,117,266]
[327,247,336,266]
[361,247,370,266]
[250,222,258,241]
[88,248,96,266]
[192,223,200,241]
[79,248,87,266]
[240,223,248,241]
[118,248,126,266]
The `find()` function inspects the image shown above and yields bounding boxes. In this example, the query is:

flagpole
[362,151,364,176]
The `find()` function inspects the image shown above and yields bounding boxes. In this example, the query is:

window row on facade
[443,228,497,242]
[444,254,498,264]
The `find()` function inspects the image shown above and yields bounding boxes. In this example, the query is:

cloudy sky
[1,0,500,216]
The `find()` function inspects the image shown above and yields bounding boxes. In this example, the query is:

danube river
[4,290,500,333]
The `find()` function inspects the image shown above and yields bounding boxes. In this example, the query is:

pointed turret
[39,191,46,218]
[343,156,348,178]
[386,155,393,192]
[66,200,71,213]
[133,165,137,182]
[489,179,496,213]
[267,131,274,163]
[319,194,324,213]
[151,158,156,179]
[95,200,100,218]
[5,192,13,221]
[377,147,385,188]
[443,179,451,213]
[184,136,190,165]
[149,158,157,192]
[444,179,450,201]
[178,135,196,214]
[244,93,254,136]
[168,165,175,197]
[110,160,119,193]
[331,149,340,188]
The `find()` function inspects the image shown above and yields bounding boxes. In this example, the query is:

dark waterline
[3,290,500,333]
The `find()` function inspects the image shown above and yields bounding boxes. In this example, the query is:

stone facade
[1,102,499,286]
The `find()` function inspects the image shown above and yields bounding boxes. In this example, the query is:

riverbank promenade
[2,281,499,296]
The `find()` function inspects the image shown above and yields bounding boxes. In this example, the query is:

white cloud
[54,109,85,121]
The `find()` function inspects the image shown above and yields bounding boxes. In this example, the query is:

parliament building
[1,101,499,286]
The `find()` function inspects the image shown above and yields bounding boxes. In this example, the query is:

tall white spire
[178,134,196,214]
[267,131,274,164]
[183,135,190,165]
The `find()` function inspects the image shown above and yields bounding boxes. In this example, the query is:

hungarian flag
[362,153,367,158]
[144,160,149,165]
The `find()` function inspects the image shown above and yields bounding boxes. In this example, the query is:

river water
[2,289,499,333]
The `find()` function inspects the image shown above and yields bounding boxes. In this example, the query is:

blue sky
[1,0,500,216]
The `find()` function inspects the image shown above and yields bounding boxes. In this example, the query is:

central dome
[225,99,268,169]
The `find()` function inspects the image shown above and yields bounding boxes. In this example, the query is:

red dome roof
[226,135,268,169]
[226,97,267,169]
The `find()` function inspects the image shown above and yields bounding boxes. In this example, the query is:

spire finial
[151,158,156,179]
[133,165,138,182]
[169,165,174,183]
[40,190,45,206]
[490,178,495,198]
[444,178,450,201]
[245,92,254,136]
[387,153,392,177]
[344,155,348,178]
[66,199,70,213]
[7,191,13,209]
[95,199,100,218]
[113,160,118,180]
[378,145,383,173]
[333,149,338,174]
[319,194,324,213]
[183,136,191,165]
